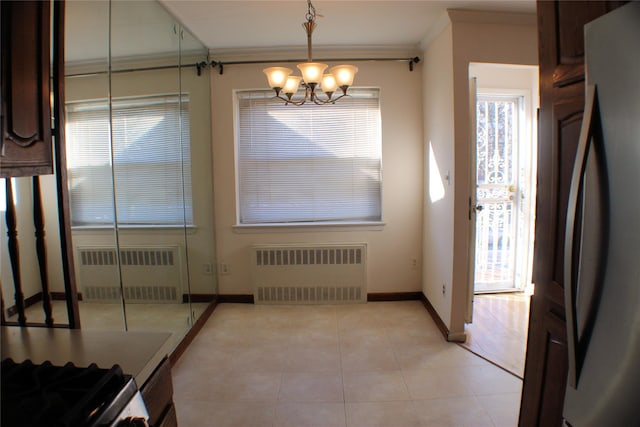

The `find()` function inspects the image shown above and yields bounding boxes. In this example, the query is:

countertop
[1,327,173,387]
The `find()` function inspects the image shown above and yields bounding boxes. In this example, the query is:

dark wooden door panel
[536,305,568,426]
[1,0,53,177]
[521,284,567,426]
[556,2,612,64]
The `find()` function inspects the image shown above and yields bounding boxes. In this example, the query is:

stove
[1,358,149,427]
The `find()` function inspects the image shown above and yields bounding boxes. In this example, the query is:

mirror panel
[58,0,216,350]
[64,0,126,331]
[109,0,191,346]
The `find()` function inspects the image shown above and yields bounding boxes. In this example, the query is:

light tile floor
[172,301,522,427]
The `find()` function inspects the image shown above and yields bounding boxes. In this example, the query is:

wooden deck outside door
[519,2,625,425]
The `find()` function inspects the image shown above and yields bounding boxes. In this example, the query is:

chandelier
[263,0,358,105]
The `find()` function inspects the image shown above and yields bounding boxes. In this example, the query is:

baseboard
[218,294,255,304]
[170,297,219,366]
[5,292,43,317]
[419,293,464,342]
[182,293,217,303]
[367,292,422,302]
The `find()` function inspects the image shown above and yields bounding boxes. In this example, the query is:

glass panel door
[474,95,521,292]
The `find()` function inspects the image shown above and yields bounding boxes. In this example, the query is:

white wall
[421,24,456,331]
[210,58,424,295]
[421,10,538,339]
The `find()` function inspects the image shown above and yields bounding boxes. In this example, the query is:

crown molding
[447,9,536,26]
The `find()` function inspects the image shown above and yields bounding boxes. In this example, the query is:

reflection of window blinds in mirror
[65,95,192,226]
[236,88,382,224]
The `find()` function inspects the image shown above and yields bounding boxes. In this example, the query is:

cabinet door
[141,357,175,427]
[520,2,623,425]
[1,0,53,177]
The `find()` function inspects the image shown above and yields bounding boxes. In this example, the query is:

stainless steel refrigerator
[562,2,640,426]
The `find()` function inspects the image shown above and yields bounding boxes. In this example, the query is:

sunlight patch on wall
[429,142,445,203]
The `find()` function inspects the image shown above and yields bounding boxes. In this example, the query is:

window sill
[233,221,385,233]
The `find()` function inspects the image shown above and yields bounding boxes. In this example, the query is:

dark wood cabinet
[519,2,625,425]
[1,0,53,177]
[140,356,177,427]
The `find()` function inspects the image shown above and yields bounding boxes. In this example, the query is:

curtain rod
[65,56,421,79]
[210,56,421,74]
[66,62,209,79]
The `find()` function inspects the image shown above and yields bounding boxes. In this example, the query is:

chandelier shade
[263,0,358,105]
[330,65,358,88]
[263,67,292,91]
[283,75,303,95]
[296,62,328,85]
[321,74,338,93]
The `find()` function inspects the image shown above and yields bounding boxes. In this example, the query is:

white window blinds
[65,95,192,226]
[236,88,382,224]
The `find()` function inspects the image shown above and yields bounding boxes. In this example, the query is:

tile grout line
[336,307,350,427]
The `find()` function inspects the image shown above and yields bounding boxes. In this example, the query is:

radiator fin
[256,286,362,303]
[256,247,363,267]
[80,249,175,266]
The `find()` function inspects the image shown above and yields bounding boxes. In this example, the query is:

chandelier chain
[306,0,316,23]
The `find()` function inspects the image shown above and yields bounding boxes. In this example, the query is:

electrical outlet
[220,263,230,275]
[203,263,213,274]
[411,258,418,269]
[442,283,446,296]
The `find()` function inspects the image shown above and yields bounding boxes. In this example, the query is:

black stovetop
[1,358,134,427]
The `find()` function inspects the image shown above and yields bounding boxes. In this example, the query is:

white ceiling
[64,0,536,64]
[159,0,536,53]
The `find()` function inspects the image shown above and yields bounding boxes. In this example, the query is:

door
[472,93,532,293]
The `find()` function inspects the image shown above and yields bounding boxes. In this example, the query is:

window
[236,88,382,225]
[66,95,192,226]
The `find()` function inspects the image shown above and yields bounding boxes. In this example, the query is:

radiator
[252,244,367,304]
[77,246,182,303]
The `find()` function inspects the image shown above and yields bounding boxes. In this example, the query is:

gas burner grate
[1,358,134,427]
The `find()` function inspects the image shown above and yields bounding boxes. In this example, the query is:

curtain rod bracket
[409,57,420,72]
[210,60,224,75]
[196,61,208,76]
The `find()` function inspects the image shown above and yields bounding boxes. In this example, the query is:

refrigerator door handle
[564,84,598,389]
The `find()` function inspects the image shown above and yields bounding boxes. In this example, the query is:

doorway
[465,63,539,377]
[474,93,530,293]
